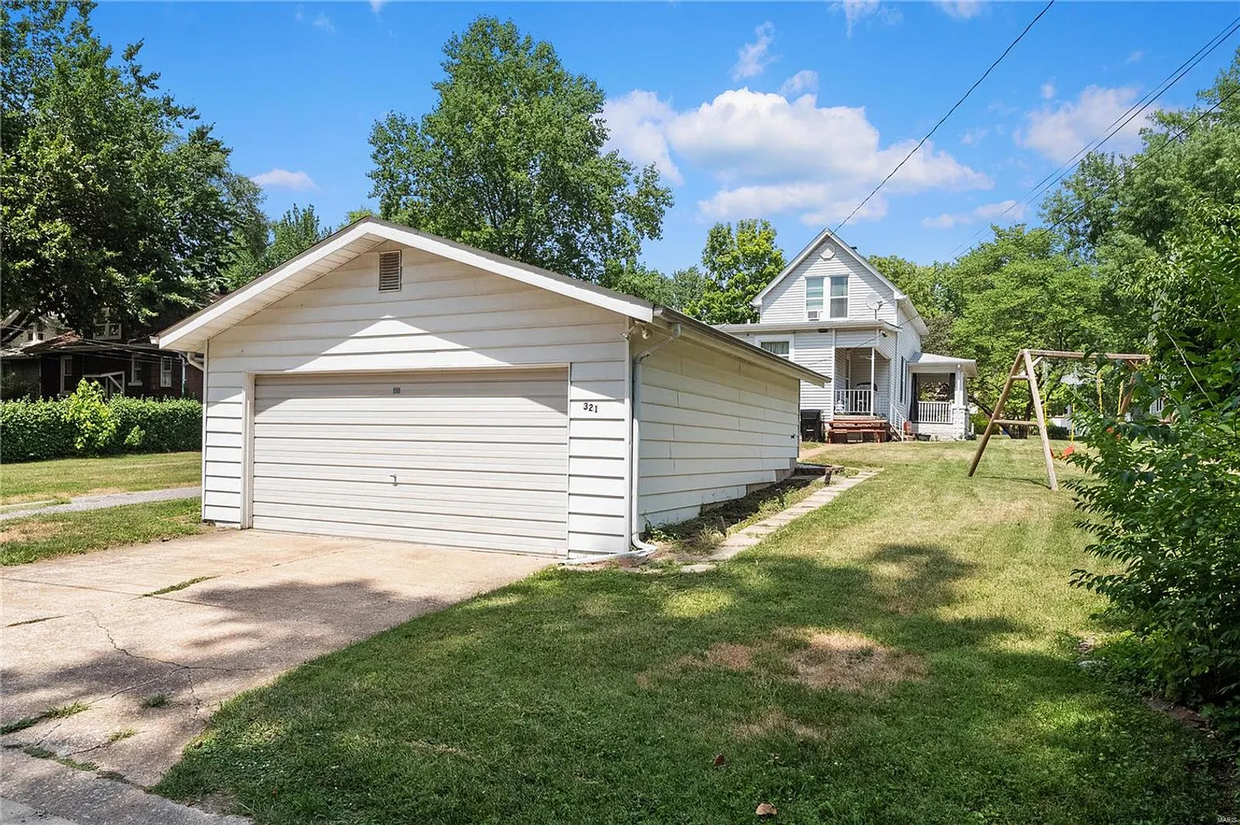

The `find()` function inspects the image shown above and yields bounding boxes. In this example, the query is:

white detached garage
[157,218,827,560]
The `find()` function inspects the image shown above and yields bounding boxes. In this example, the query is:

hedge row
[1,396,202,463]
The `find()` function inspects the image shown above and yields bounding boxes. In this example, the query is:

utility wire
[945,14,1240,260]
[1040,82,1238,238]
[834,0,1055,232]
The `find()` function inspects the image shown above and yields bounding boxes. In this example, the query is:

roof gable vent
[378,250,402,292]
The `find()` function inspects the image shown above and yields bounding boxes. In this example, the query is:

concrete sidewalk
[0,487,202,521]
[2,751,249,825]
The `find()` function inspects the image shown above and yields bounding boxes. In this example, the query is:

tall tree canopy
[224,204,331,290]
[368,17,672,282]
[0,1,263,331]
[688,219,786,324]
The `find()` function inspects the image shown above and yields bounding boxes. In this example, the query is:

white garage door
[251,368,569,555]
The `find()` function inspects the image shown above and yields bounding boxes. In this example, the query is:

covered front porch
[906,354,976,441]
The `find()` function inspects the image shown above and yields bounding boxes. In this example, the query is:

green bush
[64,381,118,454]
[0,398,76,461]
[0,390,202,463]
[1069,197,1240,729]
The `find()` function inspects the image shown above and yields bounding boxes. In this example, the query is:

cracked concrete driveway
[0,531,551,790]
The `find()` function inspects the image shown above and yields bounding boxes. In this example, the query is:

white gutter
[561,321,683,566]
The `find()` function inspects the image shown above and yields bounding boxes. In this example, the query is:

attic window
[378,250,402,292]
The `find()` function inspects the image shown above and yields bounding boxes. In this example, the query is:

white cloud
[779,70,819,99]
[601,91,683,185]
[251,169,320,191]
[295,6,334,34]
[960,126,989,146]
[369,0,385,12]
[731,21,776,81]
[1126,49,1147,64]
[1018,85,1149,163]
[604,86,990,226]
[1040,80,1056,100]
[936,0,987,19]
[922,199,1026,229]
[831,0,902,37]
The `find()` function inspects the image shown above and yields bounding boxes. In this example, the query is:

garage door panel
[252,425,566,444]
[251,462,568,492]
[251,515,565,555]
[251,368,569,555]
[253,481,568,517]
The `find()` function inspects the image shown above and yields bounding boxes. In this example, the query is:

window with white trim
[130,355,141,385]
[759,339,791,358]
[60,356,73,394]
[805,277,823,319]
[160,357,174,388]
[829,275,849,318]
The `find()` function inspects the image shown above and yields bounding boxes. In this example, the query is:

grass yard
[157,440,1225,824]
[0,498,210,566]
[0,451,201,506]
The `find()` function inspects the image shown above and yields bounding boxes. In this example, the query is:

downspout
[561,321,682,566]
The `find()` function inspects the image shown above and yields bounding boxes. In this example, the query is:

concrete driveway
[0,531,551,790]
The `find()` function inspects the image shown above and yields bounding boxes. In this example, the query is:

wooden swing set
[967,348,1150,491]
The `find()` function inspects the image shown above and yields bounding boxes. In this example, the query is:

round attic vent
[820,246,835,260]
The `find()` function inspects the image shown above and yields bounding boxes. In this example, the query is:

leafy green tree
[944,226,1118,409]
[667,266,708,314]
[0,1,263,330]
[869,254,956,353]
[688,220,785,324]
[1070,196,1240,721]
[224,204,331,289]
[368,17,671,282]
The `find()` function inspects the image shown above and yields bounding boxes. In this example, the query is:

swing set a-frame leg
[968,351,1025,479]
[1024,348,1058,491]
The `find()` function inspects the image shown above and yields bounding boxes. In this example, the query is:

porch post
[869,344,876,415]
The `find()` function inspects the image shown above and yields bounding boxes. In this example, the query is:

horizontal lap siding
[637,338,799,528]
[760,243,897,325]
[203,242,630,556]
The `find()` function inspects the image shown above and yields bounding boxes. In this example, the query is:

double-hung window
[759,339,791,358]
[805,277,824,318]
[160,357,174,388]
[829,275,849,318]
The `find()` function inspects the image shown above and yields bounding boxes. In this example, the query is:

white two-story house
[717,227,976,442]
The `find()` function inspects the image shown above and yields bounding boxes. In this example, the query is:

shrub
[0,394,202,463]
[1069,197,1240,725]
[63,380,118,454]
[0,398,76,461]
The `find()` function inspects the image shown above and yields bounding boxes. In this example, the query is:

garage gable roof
[156,218,656,352]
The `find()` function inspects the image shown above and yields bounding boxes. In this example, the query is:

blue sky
[92,2,1238,272]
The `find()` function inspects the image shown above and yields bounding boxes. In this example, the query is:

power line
[945,14,1240,260]
[834,0,1055,232]
[1041,82,1238,238]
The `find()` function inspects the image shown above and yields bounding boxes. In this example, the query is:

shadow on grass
[148,541,1220,825]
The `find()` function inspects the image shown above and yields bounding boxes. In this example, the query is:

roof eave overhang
[655,308,830,387]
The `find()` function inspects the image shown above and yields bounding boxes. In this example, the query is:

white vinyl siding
[758,243,896,325]
[637,337,799,527]
[201,241,631,557]
[251,369,568,555]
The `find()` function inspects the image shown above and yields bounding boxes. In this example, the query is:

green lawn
[157,440,1223,824]
[0,498,210,566]
[0,451,201,505]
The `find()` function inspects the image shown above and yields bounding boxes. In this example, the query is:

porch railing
[834,389,873,415]
[917,401,952,424]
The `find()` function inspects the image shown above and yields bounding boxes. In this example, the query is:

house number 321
[582,402,599,413]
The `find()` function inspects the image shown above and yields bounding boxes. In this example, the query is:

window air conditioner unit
[807,310,821,321]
